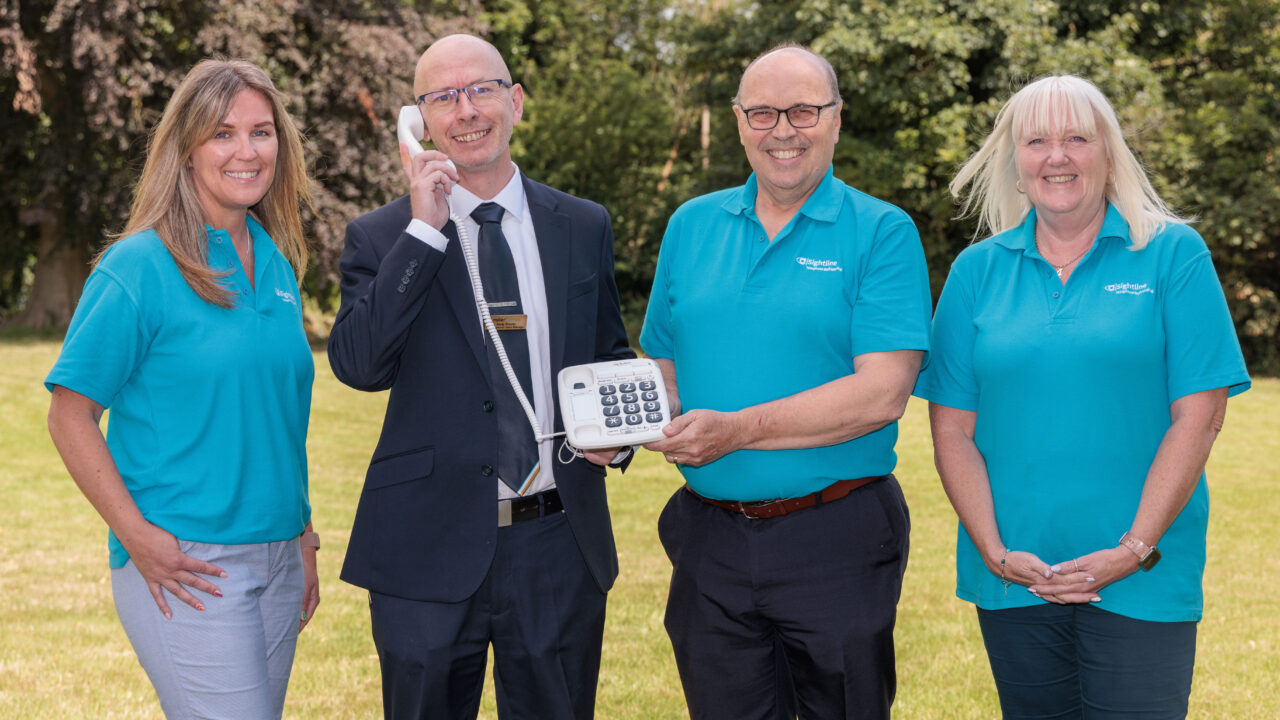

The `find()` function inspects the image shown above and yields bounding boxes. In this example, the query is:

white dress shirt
[404,164,558,498]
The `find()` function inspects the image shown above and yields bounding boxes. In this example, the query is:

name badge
[492,314,528,331]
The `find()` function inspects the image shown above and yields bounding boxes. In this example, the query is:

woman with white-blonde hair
[45,57,319,719]
[915,74,1250,718]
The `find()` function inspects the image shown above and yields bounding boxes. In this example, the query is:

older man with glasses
[328,34,634,720]
[641,44,931,719]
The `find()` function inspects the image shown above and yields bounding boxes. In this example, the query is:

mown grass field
[2,338,1276,718]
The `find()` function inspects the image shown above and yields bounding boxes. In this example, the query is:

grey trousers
[112,538,303,719]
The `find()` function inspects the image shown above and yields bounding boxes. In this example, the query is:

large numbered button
[625,414,643,425]
[619,382,637,393]
[621,393,638,404]
[605,417,623,428]
[601,395,619,406]
[643,401,661,412]
[641,391,658,401]
[646,412,664,423]
[623,403,641,414]
[599,385,617,395]
[603,406,621,417]
[639,380,656,391]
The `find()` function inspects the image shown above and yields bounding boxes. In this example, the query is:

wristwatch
[300,530,321,551]
[1119,531,1160,571]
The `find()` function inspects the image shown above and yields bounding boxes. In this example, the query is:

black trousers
[659,476,910,720]
[369,509,607,720]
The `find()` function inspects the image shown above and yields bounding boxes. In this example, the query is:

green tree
[481,0,687,318]
[0,0,474,330]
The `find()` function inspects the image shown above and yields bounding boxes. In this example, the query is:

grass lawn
[2,338,1276,718]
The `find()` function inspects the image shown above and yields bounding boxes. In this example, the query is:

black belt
[498,489,563,527]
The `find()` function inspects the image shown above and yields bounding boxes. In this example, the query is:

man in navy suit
[327,34,633,720]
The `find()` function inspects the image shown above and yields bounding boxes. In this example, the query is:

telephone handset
[397,105,427,158]
[393,106,671,453]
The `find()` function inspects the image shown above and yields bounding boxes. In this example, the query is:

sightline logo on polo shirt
[275,288,298,306]
[796,256,842,272]
[1103,282,1153,296]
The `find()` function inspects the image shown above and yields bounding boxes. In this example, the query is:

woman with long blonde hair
[917,75,1250,719]
[46,58,318,719]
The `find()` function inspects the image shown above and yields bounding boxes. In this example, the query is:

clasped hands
[994,546,1142,605]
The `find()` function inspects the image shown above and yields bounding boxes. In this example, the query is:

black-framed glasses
[416,79,512,110]
[738,101,840,130]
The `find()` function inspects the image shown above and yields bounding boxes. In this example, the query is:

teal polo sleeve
[914,246,979,411]
[45,258,154,406]
[1162,228,1251,401]
[849,214,932,361]
[639,213,678,360]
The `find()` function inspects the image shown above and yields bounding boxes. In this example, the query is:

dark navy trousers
[369,509,606,720]
[977,603,1197,720]
[659,476,910,720]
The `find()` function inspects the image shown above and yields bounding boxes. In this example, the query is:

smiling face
[188,88,278,229]
[414,35,522,181]
[1015,128,1110,224]
[1012,92,1111,225]
[734,49,840,208]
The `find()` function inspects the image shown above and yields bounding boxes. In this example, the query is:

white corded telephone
[396,107,670,452]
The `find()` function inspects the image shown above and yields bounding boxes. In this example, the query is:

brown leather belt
[686,475,887,520]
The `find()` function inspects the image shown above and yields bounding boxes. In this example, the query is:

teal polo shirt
[914,204,1250,622]
[46,218,314,568]
[641,168,931,501]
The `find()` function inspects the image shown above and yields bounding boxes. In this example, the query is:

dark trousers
[369,509,607,720]
[977,603,1197,720]
[658,476,910,720]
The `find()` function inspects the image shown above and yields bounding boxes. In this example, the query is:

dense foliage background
[3,0,1277,371]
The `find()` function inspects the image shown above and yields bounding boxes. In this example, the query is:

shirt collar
[992,202,1132,252]
[205,214,269,242]
[204,215,275,285]
[450,162,526,224]
[721,166,842,224]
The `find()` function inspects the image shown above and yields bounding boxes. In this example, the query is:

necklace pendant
[1055,267,1063,278]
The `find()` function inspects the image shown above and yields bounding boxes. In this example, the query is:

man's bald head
[414,34,513,98]
[732,44,840,107]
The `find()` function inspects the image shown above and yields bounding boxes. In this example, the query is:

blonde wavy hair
[107,58,311,307]
[949,75,1186,250]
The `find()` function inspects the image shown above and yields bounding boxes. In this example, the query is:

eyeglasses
[738,102,840,130]
[416,79,512,111]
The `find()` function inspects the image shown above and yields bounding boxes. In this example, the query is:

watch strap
[1119,531,1159,571]
[300,530,321,551]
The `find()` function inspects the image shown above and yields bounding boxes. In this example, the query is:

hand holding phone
[397,105,457,228]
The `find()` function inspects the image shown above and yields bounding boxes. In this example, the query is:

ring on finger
[1073,559,1080,573]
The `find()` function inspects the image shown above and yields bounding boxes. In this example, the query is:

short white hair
[950,75,1186,250]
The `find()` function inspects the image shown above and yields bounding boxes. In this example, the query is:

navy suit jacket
[328,175,634,603]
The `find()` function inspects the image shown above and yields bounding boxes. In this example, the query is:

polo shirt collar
[993,202,1132,253]
[205,215,278,286]
[205,213,269,243]
[721,166,842,224]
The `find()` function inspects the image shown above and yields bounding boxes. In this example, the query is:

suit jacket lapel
[526,178,570,392]
[436,219,491,378]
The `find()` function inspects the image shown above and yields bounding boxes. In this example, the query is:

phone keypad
[593,370,666,436]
